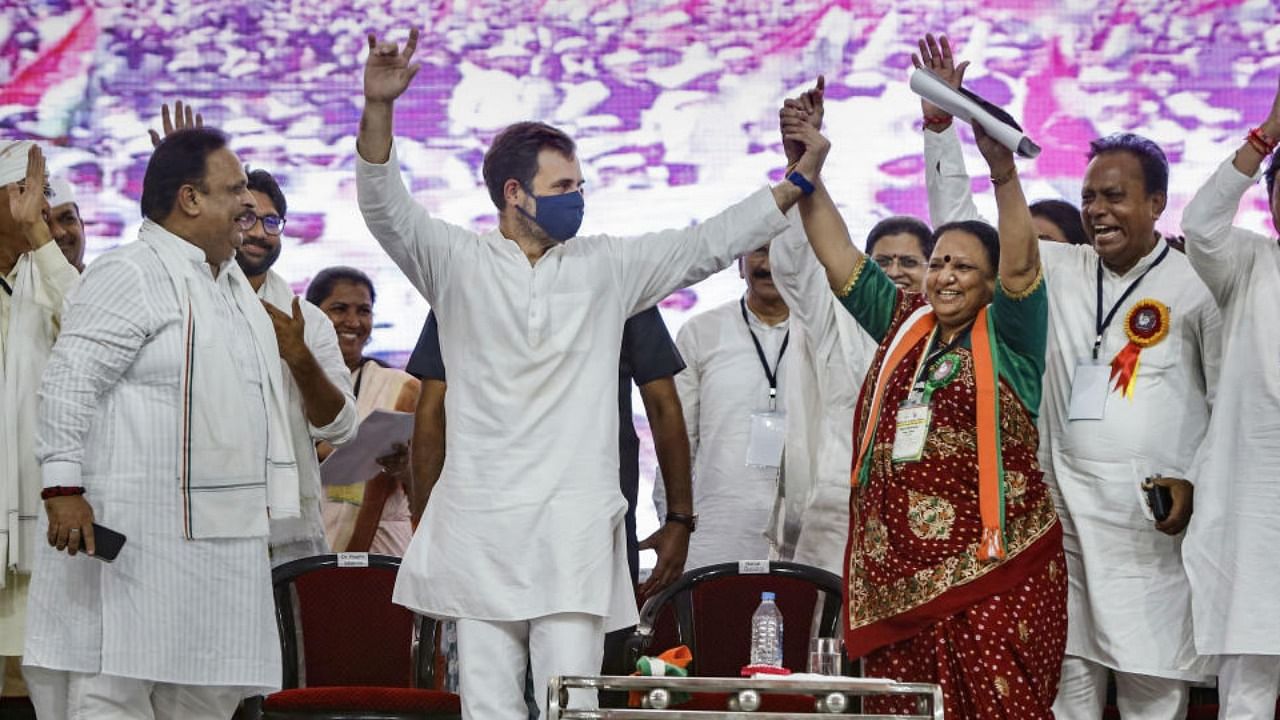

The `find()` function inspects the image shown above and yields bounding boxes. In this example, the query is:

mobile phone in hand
[90,523,127,562]
[1143,479,1173,523]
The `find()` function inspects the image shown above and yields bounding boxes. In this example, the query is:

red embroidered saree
[837,259,1066,718]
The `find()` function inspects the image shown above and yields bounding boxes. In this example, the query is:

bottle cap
[761,591,775,601]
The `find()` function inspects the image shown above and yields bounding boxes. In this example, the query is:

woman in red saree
[781,90,1066,718]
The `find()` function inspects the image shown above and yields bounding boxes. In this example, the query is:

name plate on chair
[337,552,370,567]
[739,560,770,575]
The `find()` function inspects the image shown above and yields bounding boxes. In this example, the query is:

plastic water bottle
[749,591,784,667]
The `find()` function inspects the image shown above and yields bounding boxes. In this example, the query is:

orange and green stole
[839,285,1061,660]
[852,306,1008,562]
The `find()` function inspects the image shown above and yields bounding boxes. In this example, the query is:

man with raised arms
[355,28,828,718]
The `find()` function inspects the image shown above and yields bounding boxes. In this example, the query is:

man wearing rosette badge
[919,33,1222,720]
[355,27,829,719]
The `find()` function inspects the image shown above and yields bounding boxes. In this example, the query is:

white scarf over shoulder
[1,249,77,582]
[140,220,299,538]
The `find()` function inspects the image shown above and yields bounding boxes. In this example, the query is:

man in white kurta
[357,29,821,719]
[925,121,1218,717]
[667,249,791,569]
[235,168,359,565]
[767,216,878,574]
[24,128,287,719]
[1180,98,1280,718]
[0,141,79,696]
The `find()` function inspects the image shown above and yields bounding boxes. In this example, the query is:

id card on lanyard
[892,330,962,464]
[1068,246,1169,421]
[741,298,789,469]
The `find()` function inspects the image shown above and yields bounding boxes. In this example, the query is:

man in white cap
[0,140,79,699]
[45,177,86,272]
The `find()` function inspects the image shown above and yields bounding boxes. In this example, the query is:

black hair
[865,215,934,257]
[932,219,1000,273]
[1265,146,1280,200]
[482,122,576,210]
[140,127,231,222]
[1087,133,1169,197]
[305,266,377,306]
[246,167,287,218]
[1029,199,1090,245]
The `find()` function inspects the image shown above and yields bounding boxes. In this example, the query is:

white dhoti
[1217,655,1280,720]
[24,667,246,720]
[456,613,604,719]
[1053,655,1188,720]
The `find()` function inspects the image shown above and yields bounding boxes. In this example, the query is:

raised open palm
[913,34,970,121]
[7,145,49,243]
[148,101,203,147]
[364,29,422,104]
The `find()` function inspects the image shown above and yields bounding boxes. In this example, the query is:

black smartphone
[1144,480,1173,523]
[90,523,127,562]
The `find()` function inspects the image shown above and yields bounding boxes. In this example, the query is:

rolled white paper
[910,68,1041,159]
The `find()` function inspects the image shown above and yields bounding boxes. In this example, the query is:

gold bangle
[990,167,1018,187]
[837,255,868,298]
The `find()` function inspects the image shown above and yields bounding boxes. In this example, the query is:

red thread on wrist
[1248,127,1278,154]
[41,486,86,500]
[923,114,953,130]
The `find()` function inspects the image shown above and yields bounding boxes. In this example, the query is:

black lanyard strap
[740,297,789,405]
[352,361,366,399]
[915,325,970,386]
[1093,244,1170,359]
[0,277,11,296]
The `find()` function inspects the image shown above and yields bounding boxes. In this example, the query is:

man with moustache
[0,141,79,700]
[1181,77,1280,719]
[661,245,792,568]
[358,28,824,719]
[46,177,86,271]
[236,168,357,564]
[24,127,297,719]
[148,110,357,563]
[920,35,1219,720]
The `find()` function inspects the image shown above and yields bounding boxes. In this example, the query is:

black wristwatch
[665,512,698,533]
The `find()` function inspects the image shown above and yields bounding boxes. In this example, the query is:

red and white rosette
[1109,299,1170,398]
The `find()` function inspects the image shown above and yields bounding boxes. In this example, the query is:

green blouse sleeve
[836,257,900,343]
[990,266,1049,417]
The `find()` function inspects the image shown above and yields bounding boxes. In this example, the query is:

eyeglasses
[238,211,287,235]
[872,254,924,271]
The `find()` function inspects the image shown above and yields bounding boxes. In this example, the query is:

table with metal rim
[546,675,944,719]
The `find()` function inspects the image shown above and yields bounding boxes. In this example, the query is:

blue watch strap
[787,170,816,196]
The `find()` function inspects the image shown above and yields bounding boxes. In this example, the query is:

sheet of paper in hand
[319,409,414,486]
[909,68,1042,159]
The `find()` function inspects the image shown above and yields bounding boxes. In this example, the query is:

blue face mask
[517,184,584,243]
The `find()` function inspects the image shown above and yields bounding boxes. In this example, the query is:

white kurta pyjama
[1181,156,1280,656]
[357,144,790,631]
[258,270,358,565]
[673,297,790,569]
[769,217,877,575]
[0,242,78,655]
[25,235,281,694]
[925,125,1218,680]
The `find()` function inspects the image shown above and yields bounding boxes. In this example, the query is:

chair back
[625,561,844,676]
[272,554,436,689]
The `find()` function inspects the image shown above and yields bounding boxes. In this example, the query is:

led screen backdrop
[4,0,1277,552]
